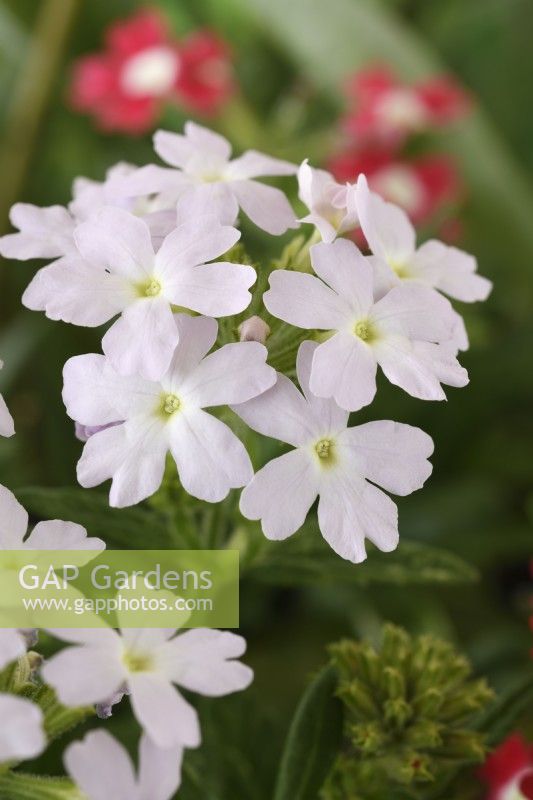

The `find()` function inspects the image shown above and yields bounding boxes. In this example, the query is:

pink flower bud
[238,316,271,344]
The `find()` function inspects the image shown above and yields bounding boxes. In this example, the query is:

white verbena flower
[65,730,183,800]
[0,360,14,438]
[62,314,276,508]
[355,174,492,303]
[298,160,358,243]
[233,341,433,563]
[109,121,299,235]
[43,627,253,748]
[0,694,46,764]
[264,238,467,411]
[24,209,255,381]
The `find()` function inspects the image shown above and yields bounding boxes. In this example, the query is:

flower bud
[238,316,271,344]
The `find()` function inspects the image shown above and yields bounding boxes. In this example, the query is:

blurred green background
[0,0,532,796]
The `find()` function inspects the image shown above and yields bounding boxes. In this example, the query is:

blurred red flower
[328,146,460,226]
[342,65,471,146]
[480,733,533,799]
[69,9,233,134]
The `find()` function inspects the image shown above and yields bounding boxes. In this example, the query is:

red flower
[480,733,533,799]
[69,9,233,134]
[342,65,471,146]
[328,146,460,225]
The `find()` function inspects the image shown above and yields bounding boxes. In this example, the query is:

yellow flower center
[315,439,334,461]
[123,650,153,673]
[139,279,162,298]
[161,394,181,416]
[354,320,375,342]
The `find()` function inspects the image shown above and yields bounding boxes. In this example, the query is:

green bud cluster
[322,625,494,800]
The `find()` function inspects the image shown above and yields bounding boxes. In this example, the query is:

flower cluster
[328,65,471,227]
[0,120,491,565]
[70,9,234,133]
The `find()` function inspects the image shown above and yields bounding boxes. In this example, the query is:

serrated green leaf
[16,486,171,549]
[247,538,478,586]
[274,666,343,800]
[0,773,82,800]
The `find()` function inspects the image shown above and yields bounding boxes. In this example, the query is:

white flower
[62,314,276,508]
[0,360,14,438]
[109,121,299,235]
[24,210,255,381]
[233,341,433,563]
[355,174,492,303]
[43,627,253,748]
[0,630,27,670]
[0,694,46,763]
[264,238,467,411]
[65,730,183,800]
[298,160,358,242]
[0,203,77,262]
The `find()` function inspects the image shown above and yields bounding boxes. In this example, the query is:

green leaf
[0,773,82,800]
[274,666,343,800]
[474,672,533,746]
[247,538,478,587]
[235,0,533,291]
[16,486,172,549]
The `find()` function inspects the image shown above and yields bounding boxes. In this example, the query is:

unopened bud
[238,316,270,344]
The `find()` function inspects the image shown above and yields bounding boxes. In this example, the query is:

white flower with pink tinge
[0,360,14,438]
[109,121,299,235]
[264,238,467,412]
[62,314,276,508]
[65,730,183,800]
[43,627,253,749]
[298,160,358,243]
[0,694,46,764]
[233,341,433,563]
[23,209,255,381]
[355,174,492,304]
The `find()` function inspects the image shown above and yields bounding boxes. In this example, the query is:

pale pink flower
[24,210,254,380]
[109,121,299,235]
[0,694,46,763]
[62,314,276,508]
[43,626,253,748]
[65,730,183,800]
[298,160,358,242]
[233,341,433,563]
[0,360,14,438]
[264,238,467,411]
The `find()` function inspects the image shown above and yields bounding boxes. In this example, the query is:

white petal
[176,183,239,226]
[170,410,252,503]
[413,240,492,302]
[179,342,276,407]
[154,129,195,167]
[371,284,456,343]
[356,174,416,265]
[108,163,188,202]
[183,121,232,163]
[0,630,26,670]
[120,628,177,651]
[338,421,434,496]
[77,418,168,508]
[163,315,218,390]
[158,629,253,696]
[24,520,105,551]
[74,207,155,281]
[309,333,377,412]
[233,373,318,447]
[22,257,130,327]
[64,730,137,800]
[167,263,255,317]
[155,217,240,275]
[225,150,297,179]
[0,203,75,260]
[310,240,374,316]
[63,354,159,426]
[129,673,200,748]
[138,734,183,800]
[0,393,14,438]
[264,271,351,330]
[296,341,349,434]
[412,341,469,387]
[42,643,125,705]
[373,335,447,401]
[318,473,399,562]
[0,695,45,763]
[102,298,179,381]
[231,180,298,235]
[240,449,319,540]
[0,484,28,548]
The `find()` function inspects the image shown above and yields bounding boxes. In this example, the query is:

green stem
[0,0,81,233]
